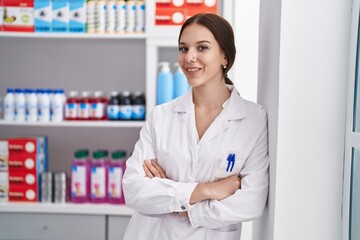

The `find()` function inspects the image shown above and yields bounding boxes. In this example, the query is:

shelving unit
[0,120,144,128]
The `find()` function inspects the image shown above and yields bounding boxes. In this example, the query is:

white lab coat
[122,85,269,240]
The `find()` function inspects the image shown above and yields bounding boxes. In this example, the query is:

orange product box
[8,184,38,202]
[8,137,47,155]
[156,0,185,8]
[8,171,38,187]
[8,153,46,173]
[155,7,186,25]
[2,0,34,32]
[185,2,218,17]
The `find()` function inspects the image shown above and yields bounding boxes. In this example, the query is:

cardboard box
[0,140,8,171]
[0,171,8,202]
[8,136,47,155]
[8,185,38,202]
[34,0,52,32]
[3,0,34,32]
[9,171,37,187]
[69,0,85,32]
[8,153,46,173]
[52,0,69,32]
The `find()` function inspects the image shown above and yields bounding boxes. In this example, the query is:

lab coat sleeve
[122,111,198,215]
[188,107,269,229]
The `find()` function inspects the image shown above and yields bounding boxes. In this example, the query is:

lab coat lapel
[198,87,246,148]
[174,90,198,147]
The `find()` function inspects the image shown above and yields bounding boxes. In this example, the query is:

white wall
[255,0,351,240]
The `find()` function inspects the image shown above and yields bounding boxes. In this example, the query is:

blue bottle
[156,62,174,105]
[173,63,189,98]
[131,91,146,120]
[118,91,132,120]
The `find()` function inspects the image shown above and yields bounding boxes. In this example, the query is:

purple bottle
[90,150,108,203]
[71,149,90,203]
[107,150,127,204]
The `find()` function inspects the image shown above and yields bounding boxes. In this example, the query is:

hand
[143,159,168,179]
[189,175,241,204]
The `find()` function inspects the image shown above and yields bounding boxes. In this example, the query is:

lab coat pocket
[215,151,244,179]
[206,224,241,240]
[124,212,162,240]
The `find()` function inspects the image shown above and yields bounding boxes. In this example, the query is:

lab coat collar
[174,85,247,121]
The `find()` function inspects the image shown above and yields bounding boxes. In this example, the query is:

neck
[192,82,231,110]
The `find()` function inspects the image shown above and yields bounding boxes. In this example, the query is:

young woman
[122,13,269,240]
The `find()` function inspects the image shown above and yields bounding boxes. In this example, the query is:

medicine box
[2,0,34,32]
[0,171,8,202]
[8,136,48,156]
[34,0,52,32]
[69,0,85,32]
[0,140,8,171]
[52,0,69,32]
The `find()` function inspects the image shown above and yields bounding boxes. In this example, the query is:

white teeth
[187,68,200,72]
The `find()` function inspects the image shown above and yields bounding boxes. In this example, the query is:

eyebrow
[179,40,211,45]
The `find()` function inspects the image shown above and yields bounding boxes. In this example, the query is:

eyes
[178,45,209,53]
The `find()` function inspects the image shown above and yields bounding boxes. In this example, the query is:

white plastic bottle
[95,0,106,33]
[3,88,15,121]
[135,0,145,33]
[173,62,190,98]
[125,0,136,32]
[26,89,38,122]
[116,0,126,33]
[51,89,65,122]
[38,89,51,122]
[14,88,26,122]
[106,0,116,33]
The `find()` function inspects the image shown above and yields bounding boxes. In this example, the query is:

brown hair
[178,13,236,85]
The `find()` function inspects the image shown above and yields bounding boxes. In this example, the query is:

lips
[186,67,201,72]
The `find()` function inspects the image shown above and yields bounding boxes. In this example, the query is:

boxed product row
[0,0,145,33]
[0,136,48,202]
[2,88,146,122]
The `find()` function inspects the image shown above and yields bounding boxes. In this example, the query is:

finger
[150,160,167,178]
[144,160,161,178]
[143,162,154,178]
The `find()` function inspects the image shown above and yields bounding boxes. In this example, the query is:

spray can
[71,149,90,203]
[157,62,174,105]
[107,150,126,204]
[173,62,190,98]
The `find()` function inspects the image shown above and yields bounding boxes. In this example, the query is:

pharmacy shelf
[0,120,144,128]
[0,32,147,39]
[0,202,133,216]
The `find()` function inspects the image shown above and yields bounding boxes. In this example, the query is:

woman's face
[178,23,227,88]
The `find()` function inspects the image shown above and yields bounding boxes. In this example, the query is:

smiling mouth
[186,67,201,72]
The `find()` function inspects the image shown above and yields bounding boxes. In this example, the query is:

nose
[185,49,196,63]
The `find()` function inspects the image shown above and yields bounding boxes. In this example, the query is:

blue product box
[34,0,52,32]
[52,0,69,32]
[69,0,86,32]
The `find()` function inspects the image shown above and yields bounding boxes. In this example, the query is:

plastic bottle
[90,91,108,120]
[125,0,136,32]
[105,0,116,33]
[118,91,132,120]
[86,0,96,33]
[107,91,120,120]
[135,0,145,33]
[107,150,127,204]
[71,149,91,203]
[95,0,106,33]
[14,88,26,122]
[0,96,3,120]
[3,88,15,121]
[38,89,51,122]
[51,89,65,122]
[115,0,126,33]
[157,62,174,105]
[78,91,91,120]
[26,89,38,122]
[65,90,79,120]
[131,91,146,120]
[90,150,108,203]
[173,63,190,98]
